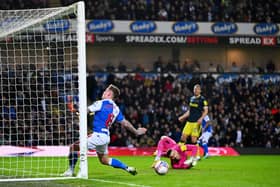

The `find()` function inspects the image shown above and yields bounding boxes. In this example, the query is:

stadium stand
[61,0,280,23]
[1,0,279,149]
[0,0,49,10]
[86,72,280,148]
[1,0,279,23]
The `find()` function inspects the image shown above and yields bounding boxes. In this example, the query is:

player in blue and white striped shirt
[197,114,213,159]
[63,84,147,176]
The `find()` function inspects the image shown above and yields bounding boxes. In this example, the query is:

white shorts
[87,132,110,154]
[198,131,212,144]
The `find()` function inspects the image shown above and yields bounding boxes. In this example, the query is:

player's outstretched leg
[202,142,209,159]
[126,166,137,175]
[107,157,138,176]
[97,152,138,175]
[63,151,78,176]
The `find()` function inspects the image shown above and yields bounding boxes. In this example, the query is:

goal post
[0,1,87,181]
[77,1,88,180]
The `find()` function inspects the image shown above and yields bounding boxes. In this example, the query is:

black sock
[68,151,78,170]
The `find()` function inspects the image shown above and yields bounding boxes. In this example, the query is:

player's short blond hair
[108,84,120,99]
[194,84,201,89]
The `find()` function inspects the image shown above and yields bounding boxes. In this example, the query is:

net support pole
[76,1,88,179]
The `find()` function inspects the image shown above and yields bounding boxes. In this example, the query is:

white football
[154,160,169,175]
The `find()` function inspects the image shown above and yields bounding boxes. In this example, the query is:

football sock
[69,151,78,170]
[155,156,160,161]
[110,158,127,170]
[196,143,200,157]
[202,143,208,155]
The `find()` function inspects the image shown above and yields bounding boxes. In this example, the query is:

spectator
[235,126,243,147]
[249,61,259,73]
[134,64,145,72]
[158,7,168,20]
[165,60,177,72]
[106,62,115,72]
[230,62,240,72]
[153,56,164,73]
[266,60,276,73]
[191,60,201,72]
[118,61,127,72]
[182,59,191,73]
[208,62,216,72]
[5,0,280,23]
[216,64,224,73]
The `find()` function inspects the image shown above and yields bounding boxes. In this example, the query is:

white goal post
[0,1,87,181]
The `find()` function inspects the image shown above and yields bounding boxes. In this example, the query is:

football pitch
[1,155,280,187]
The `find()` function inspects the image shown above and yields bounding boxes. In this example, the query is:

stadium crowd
[1,0,279,23]
[0,0,279,149]
[0,63,80,146]
[0,0,48,10]
[1,58,279,149]
[78,0,280,23]
[91,57,278,74]
[87,72,280,149]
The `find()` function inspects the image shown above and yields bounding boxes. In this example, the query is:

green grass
[1,155,280,187]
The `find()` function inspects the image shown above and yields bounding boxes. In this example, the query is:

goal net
[0,1,87,181]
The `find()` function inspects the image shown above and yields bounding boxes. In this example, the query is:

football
[154,160,169,175]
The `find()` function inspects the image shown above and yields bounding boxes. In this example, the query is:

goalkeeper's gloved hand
[180,144,187,152]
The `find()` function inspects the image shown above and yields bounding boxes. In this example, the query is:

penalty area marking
[88,178,152,187]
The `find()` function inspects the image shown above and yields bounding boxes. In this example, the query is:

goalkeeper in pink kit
[153,136,198,169]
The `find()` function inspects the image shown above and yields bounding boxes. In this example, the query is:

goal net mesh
[0,2,86,180]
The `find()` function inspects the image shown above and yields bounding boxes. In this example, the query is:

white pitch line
[88,178,152,187]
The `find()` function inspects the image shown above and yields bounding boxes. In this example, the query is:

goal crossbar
[0,5,76,39]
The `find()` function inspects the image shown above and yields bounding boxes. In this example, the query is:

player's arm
[87,100,102,113]
[178,110,189,122]
[119,119,147,136]
[201,115,211,132]
[203,117,215,132]
[203,120,210,132]
[197,98,208,124]
[198,106,208,125]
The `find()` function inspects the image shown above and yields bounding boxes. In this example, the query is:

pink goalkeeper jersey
[156,136,197,169]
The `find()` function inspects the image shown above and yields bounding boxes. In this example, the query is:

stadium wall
[235,148,280,155]
[85,20,280,72]
[87,45,172,71]
[86,45,280,72]
[0,146,240,156]
[5,146,280,156]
